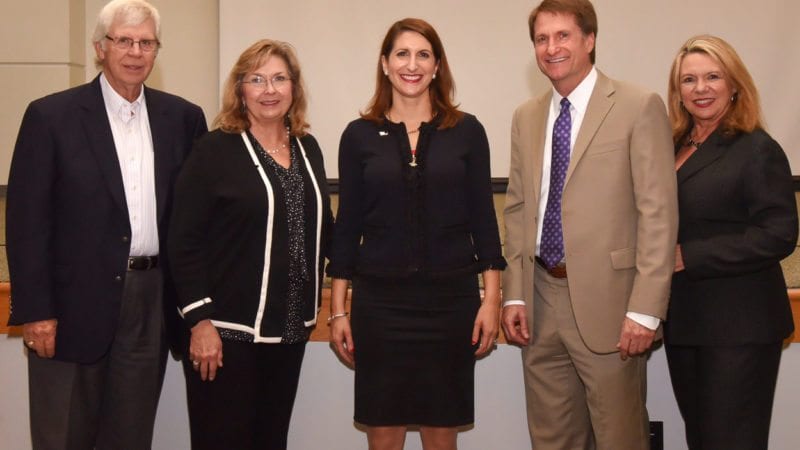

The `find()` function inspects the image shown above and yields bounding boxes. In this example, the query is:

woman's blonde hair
[214,39,309,136]
[667,34,763,143]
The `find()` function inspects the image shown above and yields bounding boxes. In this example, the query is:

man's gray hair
[92,0,161,59]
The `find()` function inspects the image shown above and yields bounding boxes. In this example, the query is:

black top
[327,113,506,279]
[666,128,797,345]
[169,129,333,343]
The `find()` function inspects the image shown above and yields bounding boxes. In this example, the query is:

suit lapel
[529,93,551,203]
[677,131,726,184]
[81,76,129,218]
[566,72,615,185]
[145,87,175,224]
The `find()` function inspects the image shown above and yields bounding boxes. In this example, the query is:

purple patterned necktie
[540,97,572,269]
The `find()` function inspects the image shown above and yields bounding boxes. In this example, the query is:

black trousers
[665,342,783,450]
[183,339,306,450]
[28,268,167,450]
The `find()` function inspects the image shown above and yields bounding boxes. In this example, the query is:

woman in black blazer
[169,40,333,450]
[665,35,797,450]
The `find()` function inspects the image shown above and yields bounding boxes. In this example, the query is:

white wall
[219,0,800,177]
[2,337,799,449]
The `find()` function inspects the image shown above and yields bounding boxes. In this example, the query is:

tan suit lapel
[565,72,615,185]
[528,92,552,204]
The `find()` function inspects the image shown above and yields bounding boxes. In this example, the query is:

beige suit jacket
[503,70,678,353]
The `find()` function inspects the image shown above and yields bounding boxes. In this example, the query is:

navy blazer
[666,129,797,345]
[6,75,207,363]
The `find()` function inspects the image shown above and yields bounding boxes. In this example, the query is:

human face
[94,18,158,102]
[241,56,293,126]
[678,52,735,130]
[381,31,438,101]
[532,12,595,97]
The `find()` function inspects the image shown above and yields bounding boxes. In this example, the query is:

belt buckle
[128,256,154,271]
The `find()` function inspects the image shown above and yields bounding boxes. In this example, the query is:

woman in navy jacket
[327,18,505,450]
[666,35,797,450]
[169,40,333,450]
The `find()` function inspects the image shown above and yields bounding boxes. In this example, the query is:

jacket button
[122,236,129,242]
[114,275,122,282]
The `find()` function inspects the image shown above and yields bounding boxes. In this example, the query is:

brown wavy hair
[214,39,309,136]
[667,34,763,143]
[361,18,463,129]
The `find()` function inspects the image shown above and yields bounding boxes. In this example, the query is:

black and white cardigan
[169,129,333,343]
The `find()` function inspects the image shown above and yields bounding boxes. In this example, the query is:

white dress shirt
[100,73,159,256]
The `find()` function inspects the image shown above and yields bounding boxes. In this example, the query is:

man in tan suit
[501,1,678,448]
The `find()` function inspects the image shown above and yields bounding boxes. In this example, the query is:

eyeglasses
[105,35,160,52]
[240,74,292,91]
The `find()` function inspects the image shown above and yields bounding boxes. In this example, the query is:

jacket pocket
[610,247,636,269]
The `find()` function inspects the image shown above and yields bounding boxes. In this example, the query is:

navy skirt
[351,273,481,427]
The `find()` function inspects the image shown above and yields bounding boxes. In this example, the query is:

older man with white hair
[6,1,207,448]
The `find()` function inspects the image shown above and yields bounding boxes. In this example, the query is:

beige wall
[0,0,219,185]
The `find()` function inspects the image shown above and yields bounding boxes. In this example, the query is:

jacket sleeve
[502,107,527,302]
[682,135,798,279]
[325,123,364,279]
[6,101,57,325]
[168,139,217,327]
[626,92,679,318]
[464,116,506,271]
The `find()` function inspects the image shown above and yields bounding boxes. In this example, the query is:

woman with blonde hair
[169,39,333,449]
[665,34,796,450]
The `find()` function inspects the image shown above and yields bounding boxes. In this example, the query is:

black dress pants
[665,342,783,450]
[183,339,306,450]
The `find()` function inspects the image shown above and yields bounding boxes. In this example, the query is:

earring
[730,92,737,102]
[384,71,388,76]
[432,73,437,80]
[241,97,247,113]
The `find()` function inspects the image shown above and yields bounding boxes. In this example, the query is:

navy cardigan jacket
[327,113,505,280]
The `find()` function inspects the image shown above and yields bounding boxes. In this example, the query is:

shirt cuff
[626,311,660,330]
[502,299,526,308]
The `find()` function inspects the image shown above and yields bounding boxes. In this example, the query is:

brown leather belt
[535,256,567,279]
[128,255,158,271]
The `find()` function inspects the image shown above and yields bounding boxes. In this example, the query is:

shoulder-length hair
[214,39,310,136]
[361,18,463,129]
[667,34,763,143]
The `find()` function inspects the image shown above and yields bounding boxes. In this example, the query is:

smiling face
[532,11,595,97]
[381,31,438,101]
[678,52,735,130]
[241,55,293,126]
[94,18,158,102]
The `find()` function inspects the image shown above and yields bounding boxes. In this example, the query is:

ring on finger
[27,340,35,347]
[192,360,200,366]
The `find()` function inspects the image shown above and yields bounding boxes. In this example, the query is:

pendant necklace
[386,112,422,167]
[408,127,420,167]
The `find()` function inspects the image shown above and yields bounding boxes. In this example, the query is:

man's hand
[616,317,656,360]
[22,319,58,358]
[501,305,530,346]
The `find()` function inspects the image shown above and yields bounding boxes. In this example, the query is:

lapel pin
[379,131,388,136]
